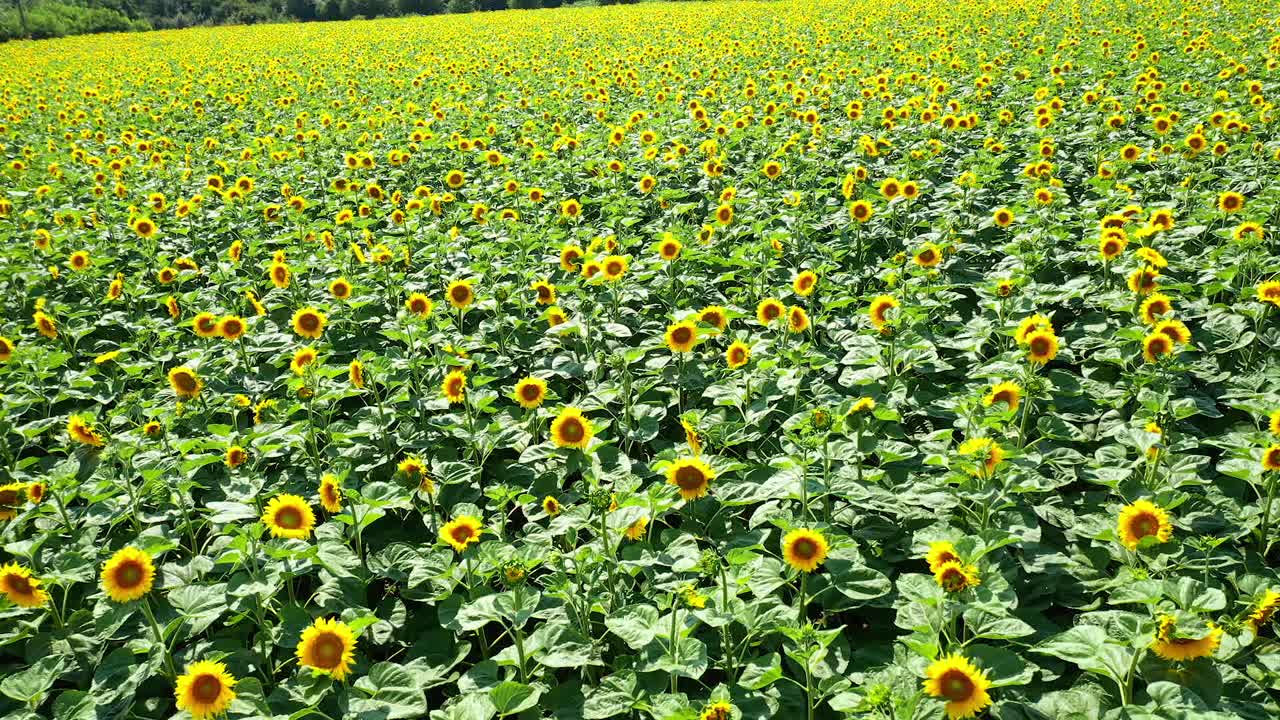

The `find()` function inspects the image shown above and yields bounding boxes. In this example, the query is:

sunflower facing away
[1150,615,1222,661]
[101,546,155,603]
[550,407,594,449]
[262,494,316,540]
[297,616,357,681]
[440,515,483,552]
[0,563,49,608]
[666,457,716,500]
[782,528,829,573]
[924,654,993,719]
[1117,499,1173,549]
[174,660,237,719]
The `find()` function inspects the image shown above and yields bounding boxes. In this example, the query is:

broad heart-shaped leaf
[434,692,497,720]
[964,643,1036,687]
[638,636,709,679]
[825,559,891,602]
[582,671,639,719]
[89,647,163,706]
[52,690,99,720]
[167,582,228,638]
[489,681,543,716]
[1033,625,1132,681]
[350,662,428,719]
[529,622,602,668]
[1,654,68,703]
[604,603,661,650]
[737,652,783,690]
[963,607,1036,640]
[1166,577,1227,613]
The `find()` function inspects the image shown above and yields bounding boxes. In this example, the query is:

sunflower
[923,654,993,720]
[168,366,203,399]
[1256,281,1280,307]
[657,236,683,261]
[1217,191,1244,213]
[442,369,467,404]
[1142,332,1175,363]
[33,310,57,339]
[992,207,1014,227]
[793,271,818,297]
[101,546,155,603]
[849,200,874,223]
[0,336,13,362]
[329,278,353,300]
[602,255,629,281]
[1150,615,1222,661]
[782,528,829,573]
[347,359,366,389]
[262,494,316,540]
[725,341,751,369]
[550,407,594,449]
[0,563,48,608]
[215,315,245,341]
[1264,445,1280,472]
[401,292,433,318]
[1135,292,1172,324]
[935,560,981,592]
[68,250,90,271]
[913,243,942,268]
[1270,409,1280,437]
[26,482,44,504]
[191,312,219,338]
[787,306,810,333]
[542,496,561,516]
[700,701,733,720]
[698,306,728,331]
[446,280,474,309]
[756,298,785,326]
[1135,247,1168,269]
[398,455,427,481]
[513,377,547,409]
[1014,314,1053,344]
[531,280,556,305]
[665,321,698,353]
[1127,268,1160,295]
[1117,499,1173,549]
[714,203,733,225]
[0,483,23,520]
[561,198,582,218]
[269,261,291,289]
[1243,589,1280,634]
[1154,319,1191,345]
[666,457,715,500]
[925,541,961,574]
[559,245,583,272]
[983,381,1022,412]
[291,308,327,339]
[624,516,649,540]
[319,474,343,513]
[67,414,106,446]
[291,347,318,376]
[868,295,898,328]
[297,617,357,680]
[440,515,483,552]
[958,437,1004,476]
[1025,329,1059,364]
[132,217,157,238]
[224,445,248,468]
[1099,230,1128,260]
[174,660,237,719]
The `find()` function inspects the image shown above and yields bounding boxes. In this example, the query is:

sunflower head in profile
[1116,499,1173,549]
[1150,614,1222,661]
[442,369,467,404]
[868,295,898,329]
[67,414,106,447]
[983,381,1022,412]
[174,660,237,719]
[957,437,1004,477]
[924,541,961,574]
[319,474,343,514]
[550,407,594,450]
[923,654,993,719]
[531,280,556,306]
[1248,589,1280,633]
[297,616,357,681]
[262,494,316,540]
[101,546,155,603]
[782,528,829,573]
[291,307,327,339]
[0,563,49,608]
[513,377,547,410]
[440,515,483,552]
[665,321,698,353]
[666,457,715,501]
[934,560,981,593]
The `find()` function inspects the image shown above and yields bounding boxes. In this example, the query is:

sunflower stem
[140,596,176,679]
[797,572,808,625]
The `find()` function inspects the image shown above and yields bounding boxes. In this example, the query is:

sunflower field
[2,0,1280,717]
